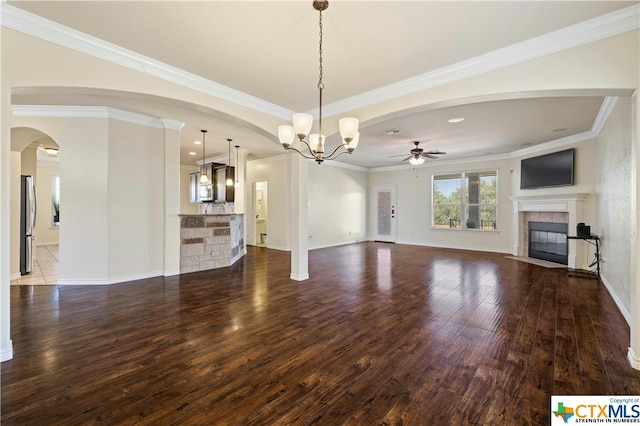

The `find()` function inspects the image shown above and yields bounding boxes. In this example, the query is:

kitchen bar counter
[179,213,245,274]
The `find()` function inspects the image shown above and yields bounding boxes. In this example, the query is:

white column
[290,154,309,281]
[628,93,640,370]
[234,147,249,257]
[1,78,14,361]
[161,119,184,277]
[233,147,248,214]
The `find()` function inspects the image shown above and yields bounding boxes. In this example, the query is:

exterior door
[374,184,396,242]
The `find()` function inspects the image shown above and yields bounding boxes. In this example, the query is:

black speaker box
[577,223,591,238]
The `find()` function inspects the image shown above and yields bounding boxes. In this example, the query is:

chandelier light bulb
[346,132,360,152]
[278,125,295,147]
[339,117,359,143]
[292,113,313,140]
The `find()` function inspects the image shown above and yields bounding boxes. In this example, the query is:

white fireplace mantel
[509,193,588,269]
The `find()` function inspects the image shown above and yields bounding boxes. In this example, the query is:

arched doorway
[10,127,61,285]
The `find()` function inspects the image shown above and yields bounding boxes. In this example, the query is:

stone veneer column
[180,215,244,273]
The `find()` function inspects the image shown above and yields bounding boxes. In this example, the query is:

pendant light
[234,145,240,188]
[199,130,209,185]
[225,138,233,186]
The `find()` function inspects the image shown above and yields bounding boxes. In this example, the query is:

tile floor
[10,245,59,285]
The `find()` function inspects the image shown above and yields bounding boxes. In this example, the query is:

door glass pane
[377,191,391,236]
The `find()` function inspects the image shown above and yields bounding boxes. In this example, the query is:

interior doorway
[252,181,268,247]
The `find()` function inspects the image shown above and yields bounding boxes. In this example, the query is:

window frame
[431,169,499,231]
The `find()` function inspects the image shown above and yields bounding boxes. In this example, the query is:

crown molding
[368,92,619,173]
[591,96,618,135]
[1,3,293,121]
[319,158,369,173]
[11,105,166,129]
[320,4,640,118]
[160,118,186,131]
[2,2,637,122]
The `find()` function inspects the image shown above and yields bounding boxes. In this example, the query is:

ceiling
[6,0,638,169]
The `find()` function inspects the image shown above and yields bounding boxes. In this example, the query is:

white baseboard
[163,269,180,277]
[600,273,631,326]
[394,239,512,255]
[57,270,164,285]
[1,340,14,362]
[628,347,640,370]
[10,272,21,281]
[290,273,309,281]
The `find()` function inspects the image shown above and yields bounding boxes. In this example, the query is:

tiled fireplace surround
[509,194,587,269]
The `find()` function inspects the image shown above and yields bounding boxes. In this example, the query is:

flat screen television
[520,148,574,190]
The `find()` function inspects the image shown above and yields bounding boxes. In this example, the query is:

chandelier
[278,0,360,164]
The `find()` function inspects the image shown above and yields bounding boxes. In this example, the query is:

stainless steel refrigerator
[20,175,37,275]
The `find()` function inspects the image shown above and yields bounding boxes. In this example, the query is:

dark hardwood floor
[2,242,639,425]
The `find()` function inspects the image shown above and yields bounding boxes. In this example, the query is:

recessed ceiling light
[193,140,202,145]
[383,129,401,135]
[189,151,197,156]
[448,117,464,123]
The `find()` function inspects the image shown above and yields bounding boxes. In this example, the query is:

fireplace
[509,194,587,269]
[528,221,568,265]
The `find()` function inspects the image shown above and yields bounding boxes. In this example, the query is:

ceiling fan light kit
[409,156,425,166]
[396,140,447,166]
[278,0,360,164]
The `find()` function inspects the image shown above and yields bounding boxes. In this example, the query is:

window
[432,170,497,230]
[51,173,60,227]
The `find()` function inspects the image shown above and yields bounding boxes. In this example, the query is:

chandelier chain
[318,10,324,91]
[318,9,324,140]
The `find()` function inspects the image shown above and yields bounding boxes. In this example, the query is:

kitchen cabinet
[214,165,235,203]
[189,164,234,203]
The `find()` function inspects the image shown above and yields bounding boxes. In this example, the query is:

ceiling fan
[392,141,446,165]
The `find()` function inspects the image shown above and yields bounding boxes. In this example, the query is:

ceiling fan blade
[425,150,447,155]
[401,155,411,161]
[388,153,409,158]
[422,154,438,159]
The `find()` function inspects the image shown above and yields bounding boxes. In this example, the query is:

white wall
[9,152,21,279]
[35,160,60,246]
[10,116,111,283]
[245,156,369,252]
[107,120,165,281]
[308,163,368,249]
[510,138,598,224]
[10,114,173,284]
[53,117,110,283]
[596,97,635,320]
[180,165,199,214]
[369,158,513,254]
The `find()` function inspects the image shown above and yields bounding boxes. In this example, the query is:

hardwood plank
[2,243,638,425]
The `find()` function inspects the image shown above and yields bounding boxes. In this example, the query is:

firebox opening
[528,221,568,265]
